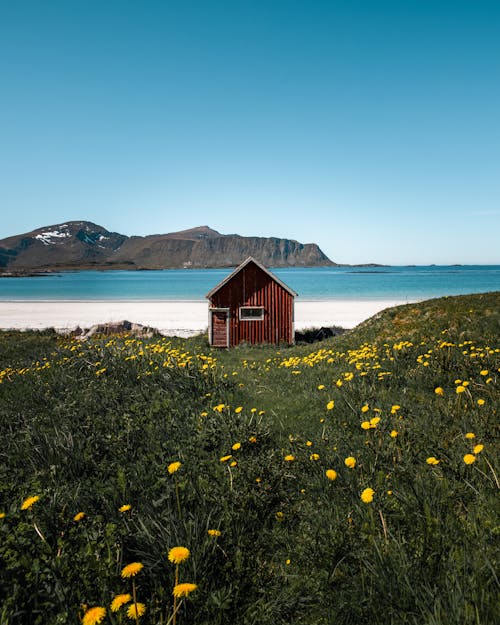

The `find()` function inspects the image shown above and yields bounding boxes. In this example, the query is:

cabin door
[210,309,229,347]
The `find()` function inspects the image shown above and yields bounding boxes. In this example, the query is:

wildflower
[21,495,40,510]
[391,405,400,414]
[387,490,393,495]
[111,594,132,612]
[344,456,356,469]
[119,504,132,513]
[121,562,144,578]
[208,529,221,537]
[465,432,475,439]
[83,606,106,625]
[0,512,5,519]
[426,457,440,465]
[369,416,380,426]
[434,387,444,396]
[456,385,466,394]
[360,488,375,503]
[326,400,335,410]
[286,558,291,565]
[390,430,398,438]
[231,442,241,451]
[310,453,320,461]
[248,436,257,443]
[168,546,190,564]
[463,454,476,465]
[234,406,243,413]
[73,511,86,522]
[473,444,484,454]
[219,455,232,462]
[325,469,337,481]
[126,603,146,619]
[477,399,485,406]
[361,421,371,430]
[361,404,369,413]
[275,511,284,521]
[284,454,295,462]
[168,461,181,474]
[306,440,313,446]
[480,369,489,376]
[172,583,197,598]
[230,461,237,467]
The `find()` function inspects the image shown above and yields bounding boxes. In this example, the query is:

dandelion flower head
[426,457,440,465]
[208,529,221,537]
[110,594,131,612]
[473,444,484,454]
[127,603,146,619]
[21,495,40,510]
[119,504,132,513]
[83,606,106,625]
[173,582,197,598]
[73,511,86,522]
[325,469,337,481]
[231,442,241,451]
[168,461,181,475]
[360,487,375,503]
[121,562,144,578]
[463,454,476,465]
[344,456,356,469]
[284,454,295,462]
[168,546,190,564]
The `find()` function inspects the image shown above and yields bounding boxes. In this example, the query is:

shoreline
[0,299,415,337]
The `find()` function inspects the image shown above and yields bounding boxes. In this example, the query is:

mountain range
[0,221,336,273]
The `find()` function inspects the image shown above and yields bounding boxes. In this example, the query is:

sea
[0,265,499,302]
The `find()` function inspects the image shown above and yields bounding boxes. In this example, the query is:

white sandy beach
[0,299,414,337]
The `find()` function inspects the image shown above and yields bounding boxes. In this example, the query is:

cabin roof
[205,256,298,299]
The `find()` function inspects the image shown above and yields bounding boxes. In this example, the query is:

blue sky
[1,0,499,264]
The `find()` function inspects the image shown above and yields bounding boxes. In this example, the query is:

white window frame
[239,306,265,321]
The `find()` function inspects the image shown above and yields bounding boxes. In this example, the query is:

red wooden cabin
[206,257,297,347]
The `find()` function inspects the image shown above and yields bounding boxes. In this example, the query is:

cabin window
[239,306,264,320]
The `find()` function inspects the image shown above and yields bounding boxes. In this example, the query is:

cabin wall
[209,263,294,346]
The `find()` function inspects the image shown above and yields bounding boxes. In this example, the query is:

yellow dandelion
[463,454,476,465]
[344,456,356,469]
[248,435,257,443]
[473,444,484,454]
[284,454,295,462]
[207,529,221,537]
[168,546,190,564]
[426,457,440,465]
[325,469,337,481]
[456,385,466,394]
[21,495,40,510]
[465,432,475,439]
[231,442,241,451]
[119,504,132,513]
[230,461,237,467]
[434,387,444,396]
[121,562,144,578]
[286,558,291,565]
[317,384,325,390]
[83,606,106,625]
[369,416,381,426]
[390,430,398,438]
[168,461,181,475]
[326,400,335,410]
[0,512,5,519]
[310,453,320,461]
[480,369,489,376]
[361,404,369,413]
[275,511,284,521]
[73,511,86,522]
[172,583,197,598]
[306,440,313,446]
[126,603,146,620]
[391,405,400,414]
[219,455,232,462]
[234,406,243,413]
[477,399,485,406]
[110,593,132,612]
[361,421,371,430]
[360,487,375,503]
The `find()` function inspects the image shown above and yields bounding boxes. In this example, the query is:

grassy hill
[0,292,498,625]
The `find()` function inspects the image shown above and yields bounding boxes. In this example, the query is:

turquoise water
[0,266,499,301]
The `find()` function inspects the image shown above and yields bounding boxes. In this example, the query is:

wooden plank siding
[207,259,295,346]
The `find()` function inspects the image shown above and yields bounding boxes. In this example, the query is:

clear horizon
[1,1,499,265]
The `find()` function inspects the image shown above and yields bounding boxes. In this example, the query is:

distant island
[0,221,341,274]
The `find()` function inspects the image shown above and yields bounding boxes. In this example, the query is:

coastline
[0,299,415,337]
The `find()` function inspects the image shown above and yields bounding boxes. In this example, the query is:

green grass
[0,292,498,625]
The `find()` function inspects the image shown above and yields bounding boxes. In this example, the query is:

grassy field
[0,292,498,625]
